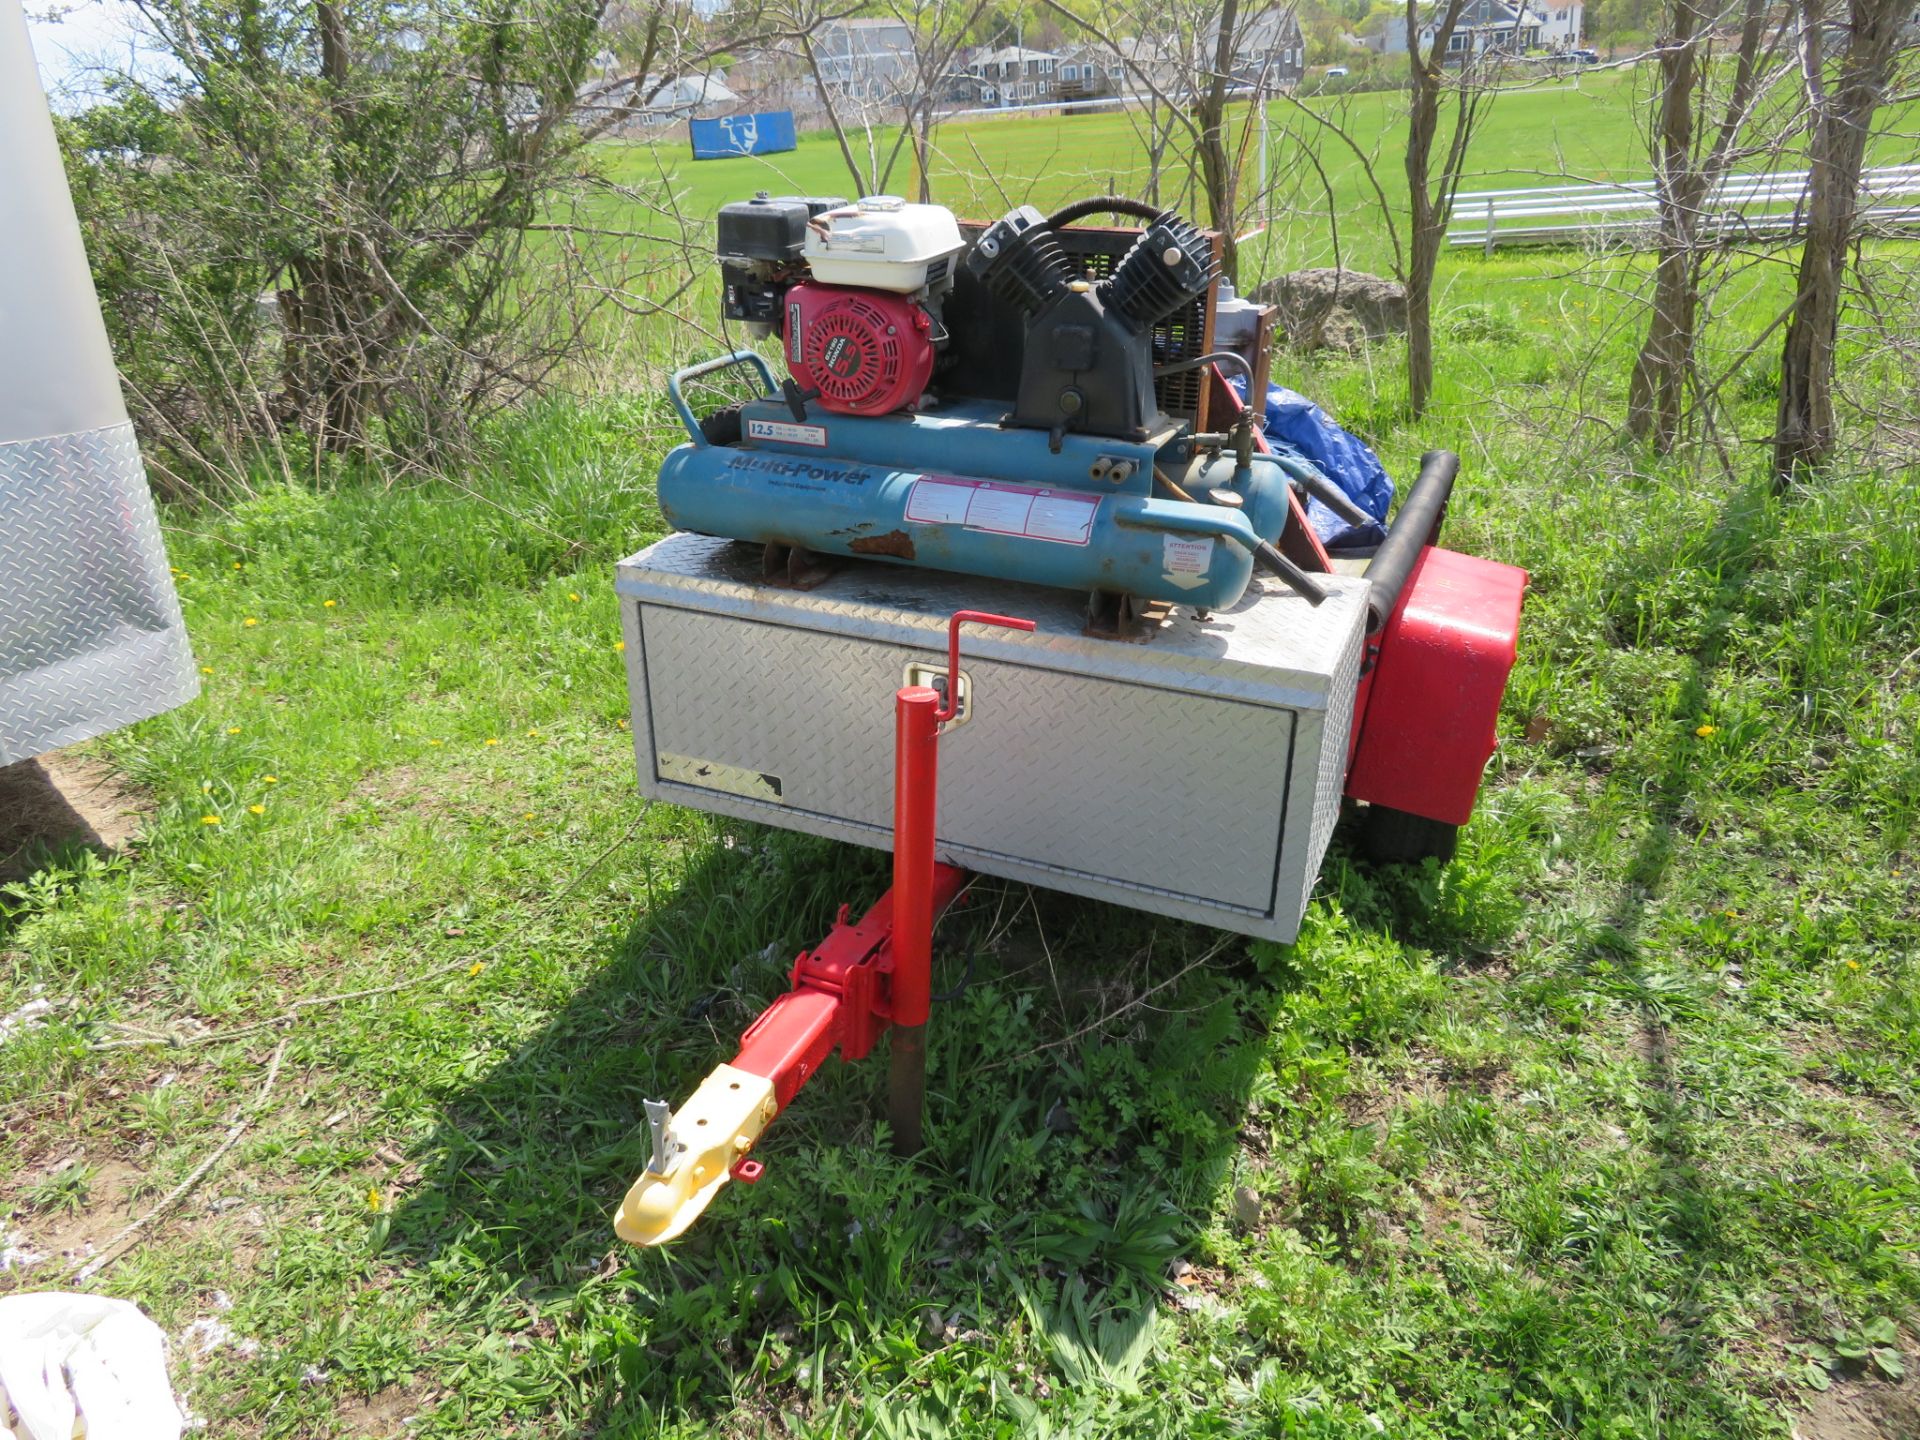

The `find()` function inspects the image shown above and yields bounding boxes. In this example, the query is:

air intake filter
[1102,216,1214,331]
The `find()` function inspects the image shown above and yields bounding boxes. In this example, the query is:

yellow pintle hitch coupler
[614,1063,777,1247]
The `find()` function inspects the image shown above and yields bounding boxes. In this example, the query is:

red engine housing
[784,282,937,416]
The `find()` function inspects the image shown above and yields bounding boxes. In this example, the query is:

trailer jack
[615,611,1033,1247]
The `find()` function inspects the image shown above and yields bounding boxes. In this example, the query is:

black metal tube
[888,1023,926,1156]
[1364,450,1459,633]
[1293,467,1376,531]
[1254,539,1330,606]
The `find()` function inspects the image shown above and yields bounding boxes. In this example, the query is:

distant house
[1214,7,1306,90]
[1110,34,1180,94]
[1537,0,1583,48]
[813,17,919,102]
[1053,43,1126,102]
[1363,0,1542,60]
[574,70,739,127]
[965,45,1062,105]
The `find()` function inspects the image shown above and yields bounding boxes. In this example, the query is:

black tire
[699,401,745,447]
[1360,804,1459,865]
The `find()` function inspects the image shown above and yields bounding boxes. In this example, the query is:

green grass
[5,80,1920,1440]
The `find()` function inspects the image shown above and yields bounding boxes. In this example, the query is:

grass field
[4,70,1920,1440]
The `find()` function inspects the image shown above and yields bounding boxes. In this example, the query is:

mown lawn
[5,87,1920,1440]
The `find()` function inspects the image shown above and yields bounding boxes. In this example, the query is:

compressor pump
[664,192,1374,621]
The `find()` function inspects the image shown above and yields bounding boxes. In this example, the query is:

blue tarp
[1231,377,1394,549]
[689,111,797,160]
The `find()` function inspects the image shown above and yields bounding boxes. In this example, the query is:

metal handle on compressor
[669,350,779,445]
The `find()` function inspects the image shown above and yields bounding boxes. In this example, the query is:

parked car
[1568,47,1599,63]
[1324,65,1349,77]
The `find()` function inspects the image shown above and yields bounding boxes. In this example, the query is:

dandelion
[366,1188,383,1213]
[323,599,337,609]
[232,561,243,570]
[614,640,626,652]
[568,592,581,602]
[1847,960,1861,971]
[249,804,265,815]
[1694,724,1716,738]
[526,728,540,738]
[200,666,214,675]
[201,814,221,825]
[468,962,484,978]
[243,617,259,628]
[428,739,442,747]
[485,737,500,746]
[263,775,278,784]
[616,719,629,730]
[523,811,535,820]
[226,726,241,735]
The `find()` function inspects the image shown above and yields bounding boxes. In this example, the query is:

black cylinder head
[964,205,1073,314]
[1101,216,1214,330]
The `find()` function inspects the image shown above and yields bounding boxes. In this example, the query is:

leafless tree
[1401,0,1512,418]
[1625,0,1795,451]
[797,0,995,201]
[1772,0,1915,483]
[1032,0,1301,284]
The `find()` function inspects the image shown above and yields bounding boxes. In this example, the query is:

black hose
[1154,350,1253,383]
[1363,450,1459,633]
[1293,467,1375,531]
[1042,195,1173,229]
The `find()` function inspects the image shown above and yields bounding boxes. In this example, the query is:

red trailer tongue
[614,612,1032,1248]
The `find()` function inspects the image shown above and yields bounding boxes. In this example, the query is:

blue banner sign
[690,111,797,160]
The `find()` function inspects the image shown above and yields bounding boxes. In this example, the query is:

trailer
[1,6,197,768]
[610,193,1526,1245]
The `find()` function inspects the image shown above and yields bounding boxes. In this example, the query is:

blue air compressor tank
[660,389,1290,610]
[656,398,1267,611]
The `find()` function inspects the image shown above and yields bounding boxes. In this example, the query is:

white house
[1537,1,1583,48]
[1362,0,1543,59]
[572,70,739,127]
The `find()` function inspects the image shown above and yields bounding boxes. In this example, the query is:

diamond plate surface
[618,533,1370,941]
[1,423,198,765]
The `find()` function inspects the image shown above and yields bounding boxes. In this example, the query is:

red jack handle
[889,610,1035,1153]
[936,610,1037,722]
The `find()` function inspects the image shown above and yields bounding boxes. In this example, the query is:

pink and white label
[904,477,1098,546]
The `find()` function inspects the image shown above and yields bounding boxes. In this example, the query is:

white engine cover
[802,195,965,293]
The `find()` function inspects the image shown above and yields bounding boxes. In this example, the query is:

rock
[1251,268,1408,352]
[1232,1185,1263,1229]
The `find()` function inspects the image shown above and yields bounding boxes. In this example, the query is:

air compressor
[659,192,1375,627]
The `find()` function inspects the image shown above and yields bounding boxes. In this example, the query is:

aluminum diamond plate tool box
[616,534,1369,942]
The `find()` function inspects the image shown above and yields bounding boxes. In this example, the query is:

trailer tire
[700,402,745,447]
[1360,805,1458,865]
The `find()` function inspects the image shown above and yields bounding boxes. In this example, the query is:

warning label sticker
[746,417,828,447]
[904,477,1098,546]
[1162,534,1215,576]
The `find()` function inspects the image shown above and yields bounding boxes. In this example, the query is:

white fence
[1449,164,1920,253]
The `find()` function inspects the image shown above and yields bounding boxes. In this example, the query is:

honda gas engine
[718,193,962,417]
[665,192,1374,621]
